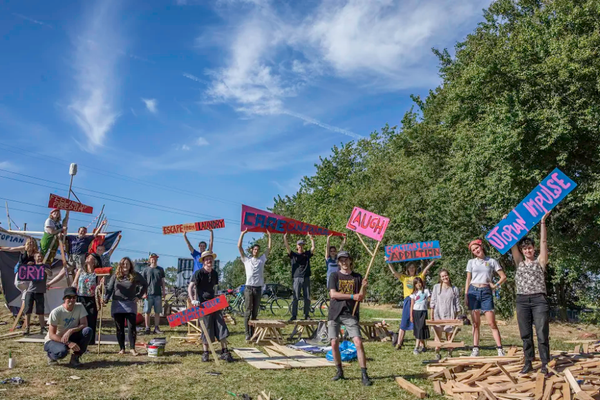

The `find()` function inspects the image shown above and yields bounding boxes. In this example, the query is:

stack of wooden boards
[426,346,600,400]
[233,341,341,370]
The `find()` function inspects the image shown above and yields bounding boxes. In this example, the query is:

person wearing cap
[465,238,507,357]
[284,232,315,322]
[188,250,233,362]
[238,229,272,341]
[328,251,372,386]
[44,287,92,367]
[325,234,346,288]
[142,253,166,334]
[183,229,214,273]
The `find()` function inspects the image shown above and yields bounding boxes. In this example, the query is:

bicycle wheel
[271,298,290,317]
[318,299,329,317]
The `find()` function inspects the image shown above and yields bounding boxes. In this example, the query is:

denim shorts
[143,295,163,314]
[467,285,494,313]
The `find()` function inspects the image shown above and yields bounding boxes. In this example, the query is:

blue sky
[0,0,491,268]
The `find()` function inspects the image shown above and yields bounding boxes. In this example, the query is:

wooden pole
[9,301,26,332]
[97,282,105,354]
[352,240,381,316]
[5,201,11,230]
[355,231,374,257]
[199,319,221,365]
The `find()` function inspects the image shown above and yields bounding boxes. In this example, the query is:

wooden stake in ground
[352,237,381,316]
[199,319,220,365]
[9,301,25,332]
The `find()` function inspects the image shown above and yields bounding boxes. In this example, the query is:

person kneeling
[328,251,372,386]
[44,287,92,367]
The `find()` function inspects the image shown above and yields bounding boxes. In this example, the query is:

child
[96,234,121,269]
[409,277,430,354]
[24,252,51,335]
[430,269,461,359]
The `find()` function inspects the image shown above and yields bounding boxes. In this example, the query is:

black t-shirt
[19,251,35,265]
[327,270,362,321]
[192,268,219,301]
[289,251,313,278]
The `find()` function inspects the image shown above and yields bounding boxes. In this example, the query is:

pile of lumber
[427,347,600,400]
[233,341,340,370]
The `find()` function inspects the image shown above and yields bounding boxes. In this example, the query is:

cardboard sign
[240,205,343,236]
[346,207,389,241]
[166,294,229,328]
[17,264,46,281]
[486,168,577,254]
[162,219,226,235]
[385,241,442,263]
[48,194,93,214]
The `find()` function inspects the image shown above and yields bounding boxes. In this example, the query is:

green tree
[164,266,177,288]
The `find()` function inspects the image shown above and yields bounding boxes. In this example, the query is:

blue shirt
[326,257,339,287]
[191,250,203,273]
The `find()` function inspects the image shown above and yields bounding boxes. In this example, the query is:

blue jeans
[143,295,163,314]
[467,285,494,312]
[44,327,93,360]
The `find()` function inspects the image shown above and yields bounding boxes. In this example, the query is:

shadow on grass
[76,360,181,369]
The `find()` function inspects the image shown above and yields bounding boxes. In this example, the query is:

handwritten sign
[17,264,46,281]
[166,294,229,328]
[241,205,343,236]
[48,194,93,214]
[162,219,226,235]
[385,241,441,263]
[346,207,389,241]
[486,168,577,254]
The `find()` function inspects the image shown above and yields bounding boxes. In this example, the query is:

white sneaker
[497,348,505,357]
[471,347,480,357]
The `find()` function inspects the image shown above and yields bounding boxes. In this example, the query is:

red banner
[48,194,93,214]
[166,295,229,327]
[241,204,343,236]
[162,219,225,235]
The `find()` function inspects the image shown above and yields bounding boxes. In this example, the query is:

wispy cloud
[130,108,137,117]
[282,110,361,140]
[196,137,209,146]
[0,161,19,172]
[13,13,53,29]
[68,0,122,152]
[183,73,205,84]
[141,98,158,113]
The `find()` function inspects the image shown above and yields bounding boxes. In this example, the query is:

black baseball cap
[336,251,351,260]
[63,287,78,299]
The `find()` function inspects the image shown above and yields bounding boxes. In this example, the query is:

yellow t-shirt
[398,272,425,299]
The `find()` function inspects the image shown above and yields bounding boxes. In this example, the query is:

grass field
[0,303,598,400]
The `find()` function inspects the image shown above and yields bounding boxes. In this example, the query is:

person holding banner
[325,234,346,287]
[238,229,272,341]
[41,209,64,261]
[23,252,51,336]
[66,223,105,272]
[465,239,507,357]
[386,260,435,349]
[284,232,315,322]
[188,251,234,362]
[183,230,213,273]
[509,213,550,376]
[0,236,39,264]
[104,257,148,355]
[328,251,372,386]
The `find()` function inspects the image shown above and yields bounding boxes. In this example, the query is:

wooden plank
[542,378,554,400]
[583,343,589,354]
[574,393,595,400]
[574,345,581,354]
[395,376,427,399]
[507,347,518,357]
[564,369,582,394]
[496,362,518,384]
[476,383,497,400]
[433,381,442,395]
[232,348,287,370]
[199,319,220,366]
[427,341,466,349]
[535,373,546,400]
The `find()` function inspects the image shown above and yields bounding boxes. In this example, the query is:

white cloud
[0,161,18,172]
[196,137,209,146]
[181,144,191,151]
[13,13,53,28]
[68,0,122,152]
[182,73,204,83]
[141,98,158,113]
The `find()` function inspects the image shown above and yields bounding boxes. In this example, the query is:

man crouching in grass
[328,251,372,386]
[44,287,92,367]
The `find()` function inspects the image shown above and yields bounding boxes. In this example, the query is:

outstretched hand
[541,211,550,223]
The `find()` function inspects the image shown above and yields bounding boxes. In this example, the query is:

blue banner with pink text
[485,168,577,254]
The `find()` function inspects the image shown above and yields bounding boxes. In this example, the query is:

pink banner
[241,204,343,236]
[346,207,389,241]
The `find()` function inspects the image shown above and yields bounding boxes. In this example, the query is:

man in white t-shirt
[44,287,92,367]
[238,229,272,341]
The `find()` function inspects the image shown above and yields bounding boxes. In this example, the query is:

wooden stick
[9,300,26,332]
[97,282,105,354]
[199,319,220,365]
[355,231,374,257]
[395,376,427,398]
[352,240,381,315]
[58,238,71,287]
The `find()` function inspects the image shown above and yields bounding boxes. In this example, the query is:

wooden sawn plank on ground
[232,347,287,370]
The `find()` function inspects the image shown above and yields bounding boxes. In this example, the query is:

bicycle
[260,292,290,317]
[290,289,329,317]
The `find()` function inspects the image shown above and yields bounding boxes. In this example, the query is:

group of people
[387,213,551,376]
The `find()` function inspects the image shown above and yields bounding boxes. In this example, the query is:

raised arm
[309,233,315,253]
[283,232,291,254]
[108,234,122,257]
[93,220,107,238]
[47,267,67,288]
[509,242,523,267]
[386,258,402,279]
[0,245,25,253]
[325,234,332,260]
[538,212,549,269]
[208,229,214,252]
[265,230,272,258]
[183,232,195,253]
[238,229,247,259]
[339,234,346,252]
[422,259,435,276]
